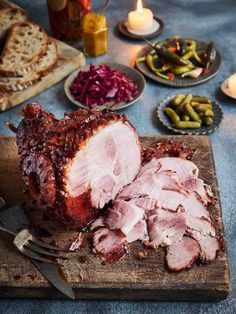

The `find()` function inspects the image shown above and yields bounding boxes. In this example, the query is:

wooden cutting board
[0,39,85,111]
[0,135,231,300]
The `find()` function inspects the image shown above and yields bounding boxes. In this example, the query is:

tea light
[127,0,159,35]
[227,73,236,95]
[221,73,236,99]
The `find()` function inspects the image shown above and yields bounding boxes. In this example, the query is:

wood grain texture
[0,39,85,111]
[0,136,231,300]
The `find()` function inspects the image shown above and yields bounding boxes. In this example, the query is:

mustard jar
[82,12,108,57]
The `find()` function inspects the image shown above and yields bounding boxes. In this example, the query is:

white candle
[128,0,153,31]
[227,73,236,94]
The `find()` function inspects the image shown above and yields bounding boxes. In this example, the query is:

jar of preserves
[47,0,91,40]
[82,12,108,56]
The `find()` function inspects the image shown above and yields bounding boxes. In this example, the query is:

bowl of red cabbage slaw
[64,63,146,110]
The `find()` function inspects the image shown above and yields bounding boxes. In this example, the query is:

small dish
[221,78,236,99]
[118,16,164,40]
[64,62,146,110]
[157,96,223,135]
[136,38,222,87]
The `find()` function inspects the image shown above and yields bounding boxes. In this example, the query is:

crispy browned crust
[0,21,48,77]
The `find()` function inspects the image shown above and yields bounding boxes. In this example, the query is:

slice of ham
[93,227,127,263]
[147,209,186,247]
[183,177,213,204]
[153,157,199,182]
[187,228,220,261]
[106,199,144,235]
[90,216,105,231]
[158,190,210,220]
[166,236,200,271]
[126,220,149,243]
[118,159,187,203]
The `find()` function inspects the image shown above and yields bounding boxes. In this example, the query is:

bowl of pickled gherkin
[157,93,223,135]
[135,37,221,87]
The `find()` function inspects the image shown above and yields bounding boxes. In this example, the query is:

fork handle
[0,225,16,236]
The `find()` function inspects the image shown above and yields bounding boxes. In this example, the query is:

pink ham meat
[147,208,186,247]
[93,227,127,263]
[126,220,148,243]
[186,227,220,261]
[157,157,213,204]
[166,236,200,271]
[157,190,219,262]
[183,177,213,204]
[106,199,144,235]
[154,157,199,181]
[92,156,220,269]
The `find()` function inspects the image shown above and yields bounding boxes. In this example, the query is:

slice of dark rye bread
[0,39,58,91]
[0,0,28,43]
[0,21,48,77]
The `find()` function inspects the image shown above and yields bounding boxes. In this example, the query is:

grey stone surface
[0,0,236,312]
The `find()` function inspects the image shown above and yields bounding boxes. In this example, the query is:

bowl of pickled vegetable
[135,37,221,87]
[157,94,223,135]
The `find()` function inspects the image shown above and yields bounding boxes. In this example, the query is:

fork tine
[21,246,59,264]
[29,236,68,252]
[25,242,67,260]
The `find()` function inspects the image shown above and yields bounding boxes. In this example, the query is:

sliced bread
[0,0,28,43]
[0,39,58,91]
[0,72,40,91]
[0,21,48,77]
[36,39,58,76]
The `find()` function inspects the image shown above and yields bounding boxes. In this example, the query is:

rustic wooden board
[0,39,85,111]
[0,135,231,300]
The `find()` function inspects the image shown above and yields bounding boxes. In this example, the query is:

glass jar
[47,0,91,40]
[83,12,108,57]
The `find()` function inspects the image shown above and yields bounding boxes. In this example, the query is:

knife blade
[0,199,75,299]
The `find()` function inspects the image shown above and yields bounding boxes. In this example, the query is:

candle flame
[137,0,142,13]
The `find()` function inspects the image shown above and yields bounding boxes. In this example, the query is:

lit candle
[227,73,236,95]
[128,0,153,31]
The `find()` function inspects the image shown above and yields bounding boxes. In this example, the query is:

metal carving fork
[0,198,67,264]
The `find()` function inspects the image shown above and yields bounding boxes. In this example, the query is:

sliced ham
[106,199,144,235]
[158,190,210,221]
[147,209,186,247]
[90,216,105,231]
[166,236,200,271]
[183,177,213,204]
[93,227,127,263]
[126,220,149,243]
[91,155,219,271]
[155,157,199,182]
[187,228,220,261]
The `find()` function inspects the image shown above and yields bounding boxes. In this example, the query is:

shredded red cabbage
[70,64,138,108]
